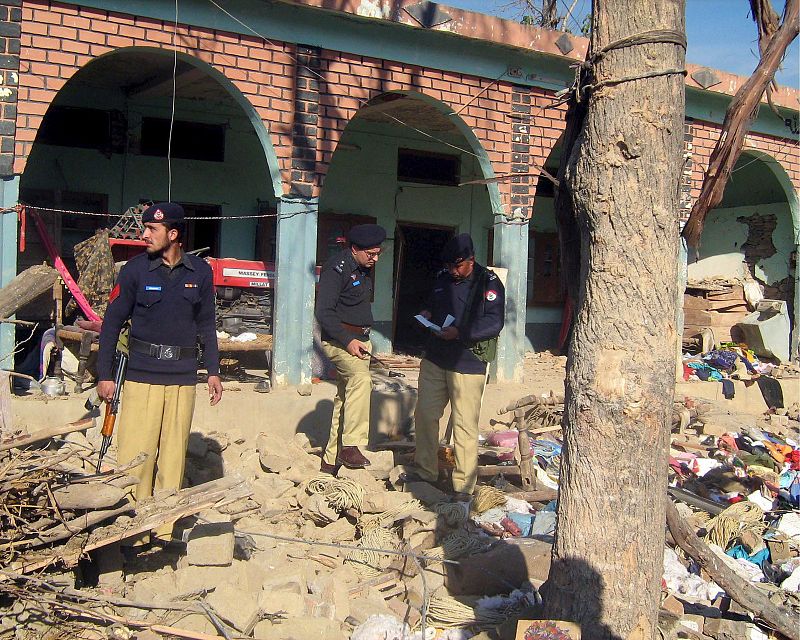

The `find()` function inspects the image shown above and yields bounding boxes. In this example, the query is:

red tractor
[205,257,275,335]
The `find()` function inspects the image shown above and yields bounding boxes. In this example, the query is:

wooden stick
[665,499,799,640]
[0,419,94,452]
[32,502,134,545]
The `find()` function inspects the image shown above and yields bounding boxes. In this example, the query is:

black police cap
[142,202,185,225]
[348,224,386,249]
[441,233,474,263]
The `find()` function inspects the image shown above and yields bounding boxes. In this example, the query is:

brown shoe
[320,461,339,476]
[336,446,371,469]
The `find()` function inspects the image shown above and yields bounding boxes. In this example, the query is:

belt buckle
[157,344,177,360]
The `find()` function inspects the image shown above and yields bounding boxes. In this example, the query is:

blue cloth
[506,512,535,536]
[726,545,770,568]
[687,362,723,381]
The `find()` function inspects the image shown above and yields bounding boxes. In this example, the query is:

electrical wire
[167,0,179,202]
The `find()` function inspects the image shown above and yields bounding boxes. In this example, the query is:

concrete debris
[3,349,798,640]
[186,509,235,567]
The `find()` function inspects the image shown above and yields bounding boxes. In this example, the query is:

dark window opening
[37,106,123,152]
[397,148,460,186]
[140,118,225,162]
[535,169,557,197]
[528,231,564,306]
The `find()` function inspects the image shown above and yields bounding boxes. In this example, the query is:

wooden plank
[218,333,272,352]
[477,464,521,476]
[8,474,252,575]
[0,418,93,452]
[0,264,58,319]
[684,308,712,325]
[683,295,711,310]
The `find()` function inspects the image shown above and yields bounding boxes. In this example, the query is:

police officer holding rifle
[97,202,222,547]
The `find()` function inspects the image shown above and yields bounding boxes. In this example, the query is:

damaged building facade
[0,0,796,385]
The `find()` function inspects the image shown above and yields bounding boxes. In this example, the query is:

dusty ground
[11,351,569,454]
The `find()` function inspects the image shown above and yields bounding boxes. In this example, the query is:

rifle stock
[95,351,128,473]
[101,403,116,438]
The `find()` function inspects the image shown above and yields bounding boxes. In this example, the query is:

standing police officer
[97,202,222,546]
[315,223,386,473]
[410,233,505,499]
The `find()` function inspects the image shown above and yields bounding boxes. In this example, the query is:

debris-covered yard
[0,350,798,640]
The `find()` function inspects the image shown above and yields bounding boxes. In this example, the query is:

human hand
[439,326,459,341]
[208,375,223,406]
[346,339,369,359]
[418,310,432,320]
[97,380,116,403]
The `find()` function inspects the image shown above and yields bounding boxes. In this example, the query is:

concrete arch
[31,46,284,200]
[694,147,800,360]
[734,148,800,236]
[735,148,800,360]
[347,89,506,218]
[320,89,526,380]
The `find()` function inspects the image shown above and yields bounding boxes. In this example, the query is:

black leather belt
[341,322,370,336]
[129,337,198,361]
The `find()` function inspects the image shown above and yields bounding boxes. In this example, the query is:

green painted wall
[20,87,275,259]
[687,202,794,287]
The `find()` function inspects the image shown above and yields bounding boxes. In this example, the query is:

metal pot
[40,376,66,397]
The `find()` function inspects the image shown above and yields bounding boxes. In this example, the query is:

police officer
[410,233,505,499]
[97,202,222,546]
[315,223,386,473]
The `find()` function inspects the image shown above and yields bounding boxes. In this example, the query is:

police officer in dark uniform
[410,233,505,499]
[97,202,222,545]
[315,223,386,473]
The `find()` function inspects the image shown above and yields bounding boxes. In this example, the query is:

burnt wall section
[290,44,320,198]
[510,84,532,219]
[0,1,20,176]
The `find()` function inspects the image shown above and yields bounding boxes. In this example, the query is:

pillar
[0,175,18,365]
[271,196,318,386]
[493,219,527,382]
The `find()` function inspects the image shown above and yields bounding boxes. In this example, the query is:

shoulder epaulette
[487,271,497,281]
[334,261,344,274]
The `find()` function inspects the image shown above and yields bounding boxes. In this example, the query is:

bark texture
[540,2,686,638]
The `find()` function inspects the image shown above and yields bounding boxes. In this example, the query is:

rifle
[95,351,128,473]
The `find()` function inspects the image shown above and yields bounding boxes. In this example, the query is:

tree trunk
[540,1,686,638]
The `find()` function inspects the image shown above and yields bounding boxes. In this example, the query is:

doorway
[393,223,454,354]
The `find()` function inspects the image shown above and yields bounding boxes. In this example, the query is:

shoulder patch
[486,290,498,302]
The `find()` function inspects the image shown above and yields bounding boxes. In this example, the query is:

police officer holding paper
[410,233,505,499]
[315,224,386,474]
[97,202,222,546]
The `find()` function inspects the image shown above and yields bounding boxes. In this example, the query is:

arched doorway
[527,141,564,351]
[318,90,504,356]
[688,149,799,358]
[12,47,283,374]
[19,47,281,273]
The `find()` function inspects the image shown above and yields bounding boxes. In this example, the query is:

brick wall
[0,1,20,176]
[687,118,800,199]
[11,0,800,216]
[16,0,295,177]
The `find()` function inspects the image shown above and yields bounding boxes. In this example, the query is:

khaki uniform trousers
[413,358,487,494]
[322,339,372,466]
[117,380,196,543]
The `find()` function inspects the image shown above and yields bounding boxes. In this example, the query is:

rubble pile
[0,376,798,639]
[661,388,800,638]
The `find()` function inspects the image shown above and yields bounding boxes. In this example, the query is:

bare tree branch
[682,0,799,248]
